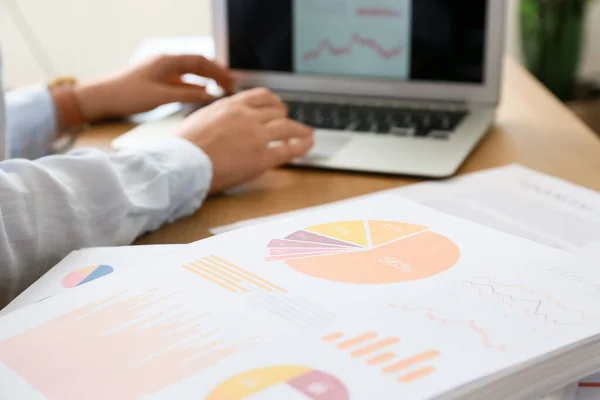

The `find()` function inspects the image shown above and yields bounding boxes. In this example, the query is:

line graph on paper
[461,277,600,327]
[391,305,507,352]
[294,0,412,79]
[389,277,600,353]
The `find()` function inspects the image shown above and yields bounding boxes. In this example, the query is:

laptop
[115,0,505,178]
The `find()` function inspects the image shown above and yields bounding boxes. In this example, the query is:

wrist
[73,80,114,123]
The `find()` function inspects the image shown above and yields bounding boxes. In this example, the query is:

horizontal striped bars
[351,337,401,357]
[181,255,286,293]
[320,331,438,384]
[382,350,440,373]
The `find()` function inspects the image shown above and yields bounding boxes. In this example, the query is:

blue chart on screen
[294,0,412,80]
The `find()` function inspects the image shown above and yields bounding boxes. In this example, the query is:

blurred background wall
[1,0,599,88]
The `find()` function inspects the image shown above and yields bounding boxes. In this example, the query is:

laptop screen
[227,0,488,84]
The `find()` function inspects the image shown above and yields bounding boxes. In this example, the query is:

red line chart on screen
[302,34,403,61]
[356,7,402,17]
[294,0,412,79]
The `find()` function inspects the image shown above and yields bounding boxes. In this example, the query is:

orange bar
[397,366,436,383]
[351,337,400,357]
[337,332,378,349]
[193,260,243,283]
[191,264,250,293]
[181,265,239,292]
[382,350,440,373]
[321,332,344,342]
[208,256,287,292]
[366,352,396,365]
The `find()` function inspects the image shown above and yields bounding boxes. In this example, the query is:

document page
[1,194,600,399]
[212,165,600,259]
[399,165,600,258]
[0,245,184,317]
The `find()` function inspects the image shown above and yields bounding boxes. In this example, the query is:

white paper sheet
[1,194,599,399]
[208,164,600,400]
[211,164,600,259]
[0,245,184,317]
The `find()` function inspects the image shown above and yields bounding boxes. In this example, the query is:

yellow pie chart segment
[306,221,368,247]
[368,221,427,246]
[207,365,349,399]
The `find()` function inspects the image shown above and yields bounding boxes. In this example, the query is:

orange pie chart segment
[368,221,427,246]
[306,221,368,247]
[285,231,460,284]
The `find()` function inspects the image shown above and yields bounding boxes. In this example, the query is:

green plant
[520,0,592,101]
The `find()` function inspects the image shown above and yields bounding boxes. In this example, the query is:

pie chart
[206,365,349,400]
[266,221,460,284]
[61,265,114,288]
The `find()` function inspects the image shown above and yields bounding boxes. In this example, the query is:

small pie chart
[61,265,114,289]
[266,220,460,284]
[206,365,349,400]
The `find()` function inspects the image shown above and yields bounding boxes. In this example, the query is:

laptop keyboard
[286,100,468,139]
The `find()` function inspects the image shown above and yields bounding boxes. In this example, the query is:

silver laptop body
[214,0,506,177]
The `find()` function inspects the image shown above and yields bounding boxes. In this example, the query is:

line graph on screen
[303,34,403,61]
[356,7,402,17]
[294,0,412,79]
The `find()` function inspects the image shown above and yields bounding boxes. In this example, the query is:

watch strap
[48,78,87,132]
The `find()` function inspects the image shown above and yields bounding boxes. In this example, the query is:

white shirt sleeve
[5,84,59,160]
[0,137,212,308]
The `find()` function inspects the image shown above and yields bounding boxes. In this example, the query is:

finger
[252,106,288,123]
[236,88,285,109]
[156,54,234,93]
[164,84,216,104]
[265,119,314,141]
[266,137,315,168]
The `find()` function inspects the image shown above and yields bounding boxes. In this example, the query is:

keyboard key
[376,122,392,134]
[431,131,450,140]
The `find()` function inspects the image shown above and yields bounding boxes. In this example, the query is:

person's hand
[173,88,314,194]
[73,55,233,122]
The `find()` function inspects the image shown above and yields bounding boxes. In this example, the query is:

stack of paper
[1,165,599,399]
[0,245,185,317]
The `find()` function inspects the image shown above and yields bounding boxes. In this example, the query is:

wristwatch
[48,77,88,153]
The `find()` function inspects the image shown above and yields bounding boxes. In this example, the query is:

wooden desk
[76,57,600,245]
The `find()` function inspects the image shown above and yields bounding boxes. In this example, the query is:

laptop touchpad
[304,130,353,161]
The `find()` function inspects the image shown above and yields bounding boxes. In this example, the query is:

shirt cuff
[79,136,214,224]
[6,84,58,160]
[136,137,214,223]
